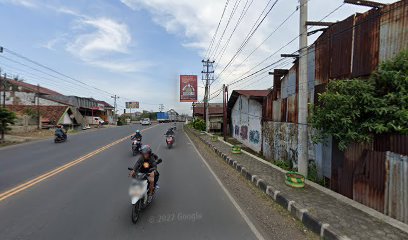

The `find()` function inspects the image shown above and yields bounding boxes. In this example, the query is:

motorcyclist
[165,128,175,136]
[130,145,160,196]
[131,130,142,140]
[55,125,66,139]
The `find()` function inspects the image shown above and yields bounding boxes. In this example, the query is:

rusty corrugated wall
[329,15,355,80]
[315,30,330,85]
[379,0,408,62]
[352,9,381,77]
[287,94,297,123]
[385,151,408,224]
[353,151,386,213]
[374,134,408,155]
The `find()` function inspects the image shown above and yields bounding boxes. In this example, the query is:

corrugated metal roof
[6,79,62,96]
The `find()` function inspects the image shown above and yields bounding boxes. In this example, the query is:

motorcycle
[54,134,67,143]
[128,158,162,224]
[165,135,175,149]
[131,138,142,156]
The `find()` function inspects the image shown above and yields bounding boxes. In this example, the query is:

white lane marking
[185,132,265,240]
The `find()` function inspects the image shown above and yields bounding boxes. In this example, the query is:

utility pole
[159,104,164,112]
[1,72,5,142]
[202,59,214,132]
[111,95,119,124]
[223,84,228,141]
[37,84,41,130]
[298,0,308,177]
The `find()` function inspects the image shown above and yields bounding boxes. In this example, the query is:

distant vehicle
[156,112,169,123]
[85,116,105,125]
[141,118,151,125]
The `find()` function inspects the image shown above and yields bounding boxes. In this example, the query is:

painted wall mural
[234,125,240,136]
[240,125,248,140]
[249,130,260,144]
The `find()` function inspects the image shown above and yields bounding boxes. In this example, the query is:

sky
[0,0,397,114]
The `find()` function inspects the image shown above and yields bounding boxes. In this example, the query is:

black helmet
[140,145,152,155]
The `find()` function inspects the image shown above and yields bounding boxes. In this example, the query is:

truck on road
[157,112,169,123]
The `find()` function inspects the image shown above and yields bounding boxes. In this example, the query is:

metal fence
[385,151,408,223]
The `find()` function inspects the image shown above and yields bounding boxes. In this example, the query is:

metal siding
[287,66,297,96]
[272,100,281,122]
[329,15,355,80]
[385,151,408,224]
[315,30,330,84]
[374,134,408,155]
[379,0,408,62]
[281,75,288,99]
[281,98,287,122]
[287,94,297,123]
[353,151,386,213]
[352,9,381,77]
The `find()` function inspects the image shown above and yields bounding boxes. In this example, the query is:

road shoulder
[184,127,318,240]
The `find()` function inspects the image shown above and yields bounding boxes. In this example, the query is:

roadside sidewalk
[186,127,408,240]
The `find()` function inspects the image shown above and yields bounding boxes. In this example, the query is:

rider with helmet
[131,130,142,140]
[130,145,160,196]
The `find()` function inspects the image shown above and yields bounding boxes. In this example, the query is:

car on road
[141,118,151,125]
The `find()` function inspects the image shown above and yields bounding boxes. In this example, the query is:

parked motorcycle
[131,138,142,156]
[127,158,162,224]
[54,134,67,143]
[165,135,175,149]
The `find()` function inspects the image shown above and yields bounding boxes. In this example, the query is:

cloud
[67,18,131,58]
[121,0,399,98]
[64,17,150,73]
[0,0,38,8]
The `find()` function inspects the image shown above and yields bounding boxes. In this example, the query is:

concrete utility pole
[202,59,214,132]
[1,72,5,142]
[223,84,228,141]
[159,104,164,112]
[111,95,119,124]
[37,84,41,130]
[298,0,308,176]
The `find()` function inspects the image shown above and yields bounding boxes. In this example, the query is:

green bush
[192,119,206,131]
[310,50,408,150]
[0,108,17,132]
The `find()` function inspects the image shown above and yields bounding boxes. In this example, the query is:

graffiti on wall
[249,130,260,144]
[234,125,240,136]
[240,125,248,140]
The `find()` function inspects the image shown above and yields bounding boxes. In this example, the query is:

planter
[231,145,242,154]
[285,171,305,188]
[211,135,218,142]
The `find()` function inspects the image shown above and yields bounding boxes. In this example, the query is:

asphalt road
[0,123,259,240]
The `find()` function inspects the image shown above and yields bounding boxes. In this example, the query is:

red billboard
[180,75,197,102]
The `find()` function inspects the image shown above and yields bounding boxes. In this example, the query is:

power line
[217,2,301,83]
[212,2,345,94]
[3,47,114,96]
[205,0,231,59]
[214,0,280,82]
[213,0,254,64]
[209,0,243,60]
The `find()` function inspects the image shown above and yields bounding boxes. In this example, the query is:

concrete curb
[186,128,349,240]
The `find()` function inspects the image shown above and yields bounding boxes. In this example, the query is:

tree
[310,50,408,150]
[0,108,17,133]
